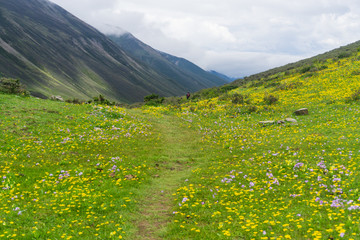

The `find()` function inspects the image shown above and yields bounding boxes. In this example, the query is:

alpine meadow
[2,49,360,240]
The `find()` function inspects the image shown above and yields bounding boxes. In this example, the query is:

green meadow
[2,54,360,239]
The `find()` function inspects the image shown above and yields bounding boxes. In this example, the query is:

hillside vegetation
[233,40,360,85]
[2,52,360,239]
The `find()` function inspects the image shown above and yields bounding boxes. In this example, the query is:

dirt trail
[133,113,203,240]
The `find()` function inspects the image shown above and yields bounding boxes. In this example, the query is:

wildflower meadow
[2,54,360,239]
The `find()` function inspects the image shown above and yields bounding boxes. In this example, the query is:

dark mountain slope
[0,0,224,102]
[108,33,227,92]
[208,70,235,82]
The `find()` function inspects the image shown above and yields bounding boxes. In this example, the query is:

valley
[2,52,360,239]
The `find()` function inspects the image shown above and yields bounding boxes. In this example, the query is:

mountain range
[108,33,230,94]
[0,0,227,103]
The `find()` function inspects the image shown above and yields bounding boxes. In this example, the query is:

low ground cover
[2,54,360,239]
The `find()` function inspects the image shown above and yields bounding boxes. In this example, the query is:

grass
[128,112,207,240]
[0,95,217,239]
[2,52,360,239]
[0,95,159,239]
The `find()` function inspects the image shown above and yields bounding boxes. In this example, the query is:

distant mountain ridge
[108,33,227,93]
[208,70,235,82]
[0,0,226,103]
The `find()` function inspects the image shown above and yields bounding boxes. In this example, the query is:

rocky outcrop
[294,108,309,115]
[259,118,298,126]
[51,95,64,102]
[285,118,297,123]
[259,120,275,126]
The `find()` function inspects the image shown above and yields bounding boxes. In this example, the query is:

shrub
[242,105,257,114]
[231,93,245,105]
[263,94,278,105]
[190,85,238,101]
[338,52,352,59]
[218,93,230,101]
[93,95,115,106]
[144,94,160,102]
[218,93,250,105]
[299,66,312,74]
[65,98,83,104]
[220,85,238,92]
[276,81,303,91]
[264,82,280,88]
[302,72,315,79]
[163,96,184,105]
[0,77,29,95]
[318,65,328,71]
[351,70,360,76]
[144,94,164,106]
[349,89,360,101]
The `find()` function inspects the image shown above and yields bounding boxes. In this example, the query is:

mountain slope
[0,0,224,103]
[233,40,360,85]
[108,33,227,92]
[208,70,234,82]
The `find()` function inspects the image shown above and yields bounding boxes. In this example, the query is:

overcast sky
[50,0,360,77]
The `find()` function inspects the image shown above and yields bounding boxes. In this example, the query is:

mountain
[185,39,360,101]
[208,70,236,82]
[233,40,360,85]
[108,33,227,92]
[0,0,226,103]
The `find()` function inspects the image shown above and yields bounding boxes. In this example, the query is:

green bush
[264,82,280,88]
[65,98,83,104]
[231,93,245,105]
[351,70,360,76]
[218,93,250,105]
[163,96,184,105]
[299,66,312,74]
[349,89,360,101]
[338,52,352,59]
[0,77,29,95]
[190,85,238,101]
[144,94,164,106]
[242,105,257,114]
[144,94,160,102]
[263,94,278,105]
[220,85,238,92]
[92,95,115,106]
[276,81,303,91]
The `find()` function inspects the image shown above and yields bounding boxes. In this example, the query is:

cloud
[159,18,237,46]
[50,0,360,77]
[195,50,307,78]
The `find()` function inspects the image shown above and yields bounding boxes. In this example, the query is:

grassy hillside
[2,52,360,239]
[0,94,161,238]
[233,40,360,85]
[159,53,360,239]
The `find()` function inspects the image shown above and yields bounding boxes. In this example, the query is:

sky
[50,0,360,78]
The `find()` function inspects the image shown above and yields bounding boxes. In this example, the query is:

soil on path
[132,112,204,240]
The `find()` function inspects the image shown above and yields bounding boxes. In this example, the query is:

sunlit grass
[2,53,360,239]
[159,54,360,240]
[0,95,158,239]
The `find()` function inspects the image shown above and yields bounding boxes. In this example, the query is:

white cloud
[194,50,307,78]
[50,0,360,77]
